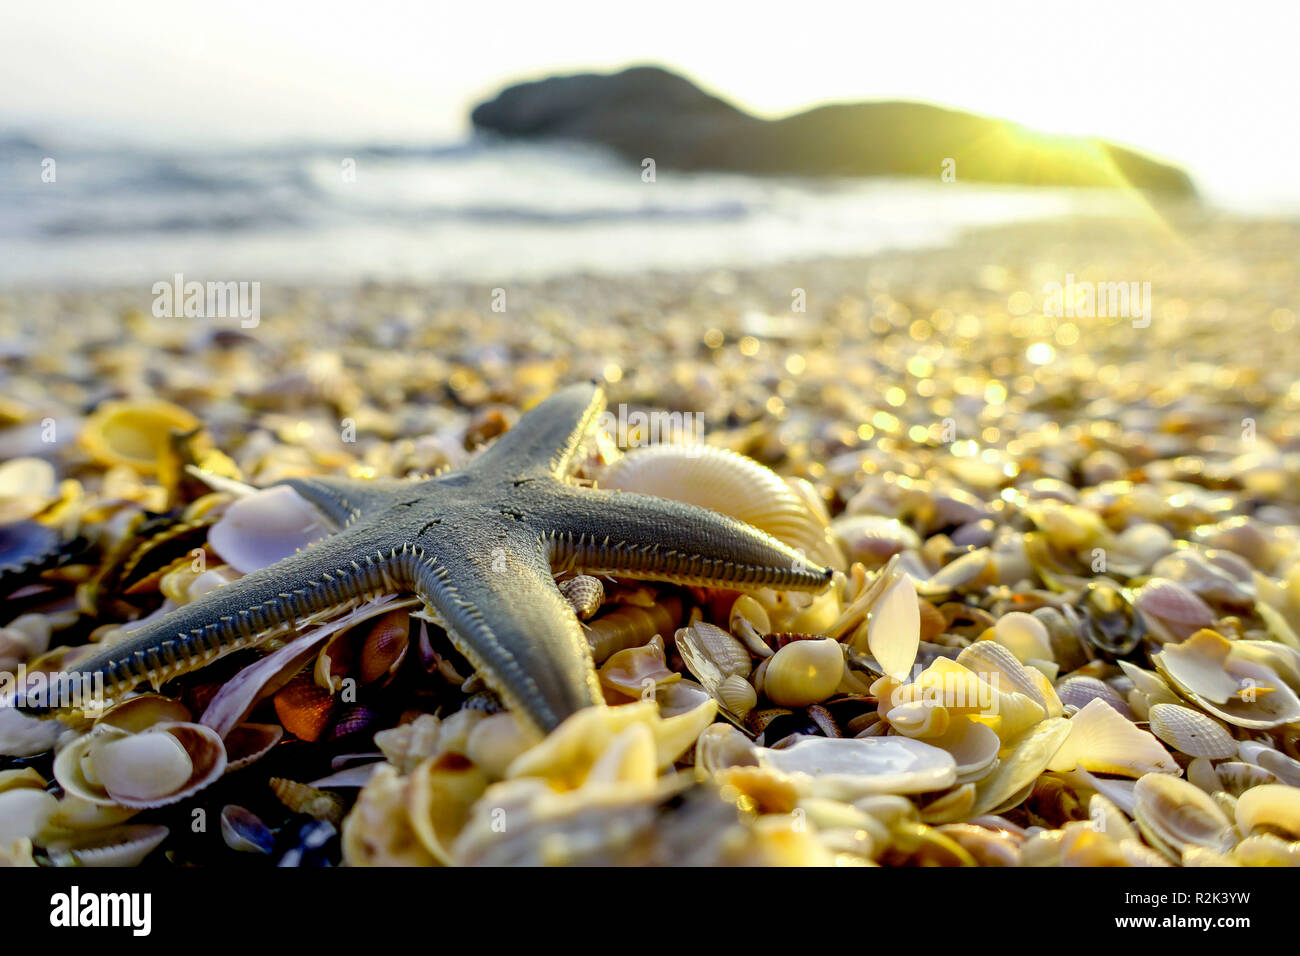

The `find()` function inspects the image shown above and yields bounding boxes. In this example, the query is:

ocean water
[0,133,1146,289]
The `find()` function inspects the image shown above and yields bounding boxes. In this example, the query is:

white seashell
[1133,773,1234,859]
[1237,741,1300,787]
[763,638,844,707]
[654,679,713,719]
[865,572,919,680]
[601,444,839,567]
[694,723,758,777]
[757,736,956,797]
[0,701,63,757]
[927,717,1000,782]
[830,514,920,566]
[993,611,1053,664]
[1047,699,1178,777]
[1155,630,1300,729]
[715,674,758,719]
[1132,578,1217,643]
[55,721,227,809]
[971,717,1071,816]
[207,485,331,574]
[95,733,193,802]
[1058,766,1138,816]
[0,787,58,845]
[957,639,1062,719]
[886,701,949,739]
[1147,703,1236,758]
[1215,761,1280,797]
[916,548,992,597]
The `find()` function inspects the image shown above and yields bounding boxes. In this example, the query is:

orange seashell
[359,609,411,686]
[273,671,336,742]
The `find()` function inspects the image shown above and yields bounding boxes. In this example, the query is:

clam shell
[1132,773,1234,859]
[830,514,920,566]
[1215,761,1280,797]
[224,722,284,771]
[220,805,274,854]
[1047,699,1178,777]
[47,824,169,867]
[1154,630,1300,729]
[207,485,331,574]
[971,717,1071,816]
[56,721,227,809]
[762,638,844,708]
[1235,785,1300,840]
[864,572,920,680]
[1237,741,1300,787]
[1147,703,1236,758]
[601,444,838,567]
[756,735,957,798]
[78,398,200,475]
[927,716,1000,782]
[993,611,1053,664]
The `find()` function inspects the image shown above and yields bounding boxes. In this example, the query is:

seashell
[0,700,63,757]
[559,574,604,620]
[694,723,758,777]
[46,824,169,867]
[0,520,66,592]
[1032,606,1090,673]
[1058,766,1138,816]
[1147,703,1237,758]
[1075,581,1144,657]
[327,705,378,743]
[221,805,274,854]
[956,639,1061,720]
[465,711,541,780]
[342,763,437,866]
[273,671,337,742]
[1215,761,1280,797]
[916,548,995,598]
[1132,578,1217,644]
[993,611,1053,664]
[408,753,489,865]
[207,485,331,574]
[357,608,410,686]
[1233,833,1300,866]
[224,722,283,770]
[601,444,838,567]
[0,457,56,523]
[886,700,949,739]
[1116,661,1180,708]
[1087,793,1138,845]
[79,398,200,477]
[918,782,977,824]
[830,514,920,566]
[1237,741,1300,787]
[762,638,844,708]
[375,714,444,774]
[1132,773,1234,860]
[654,678,713,719]
[1056,675,1132,718]
[507,699,716,788]
[97,693,193,733]
[55,721,226,809]
[676,621,753,718]
[1154,629,1300,729]
[1047,699,1179,777]
[715,674,758,719]
[858,571,920,680]
[270,776,344,824]
[1152,549,1254,605]
[1195,516,1274,569]
[935,822,1021,866]
[598,635,679,699]
[583,596,682,664]
[927,717,1001,783]
[970,717,1071,816]
[0,786,58,845]
[756,735,957,798]
[729,594,773,658]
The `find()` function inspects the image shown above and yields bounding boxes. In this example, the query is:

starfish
[23,382,832,732]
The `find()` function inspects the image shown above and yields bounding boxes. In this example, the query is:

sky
[2,0,1298,206]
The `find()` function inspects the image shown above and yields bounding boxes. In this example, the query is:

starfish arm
[540,486,834,591]
[20,522,413,715]
[464,380,605,480]
[411,525,603,732]
[275,475,412,527]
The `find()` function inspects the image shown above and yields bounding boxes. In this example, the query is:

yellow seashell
[79,399,200,479]
[762,638,844,708]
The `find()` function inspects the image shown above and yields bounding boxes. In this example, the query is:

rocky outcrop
[471,66,1195,194]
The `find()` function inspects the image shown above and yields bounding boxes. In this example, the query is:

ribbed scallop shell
[1147,703,1237,758]
[600,444,839,568]
[1056,675,1132,718]
[47,824,169,867]
[715,674,758,719]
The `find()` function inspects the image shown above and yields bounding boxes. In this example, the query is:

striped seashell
[600,444,840,569]
[1133,773,1234,861]
[1056,675,1132,718]
[559,574,605,620]
[1131,578,1217,643]
[270,776,344,824]
[1147,703,1236,758]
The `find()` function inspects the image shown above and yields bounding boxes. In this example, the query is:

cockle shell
[46,824,169,867]
[1046,699,1179,777]
[762,638,844,708]
[207,485,331,574]
[956,639,1062,718]
[756,735,957,798]
[1132,773,1234,859]
[1146,703,1237,758]
[676,621,753,718]
[600,444,839,568]
[715,674,758,719]
[1132,578,1217,643]
[54,721,227,809]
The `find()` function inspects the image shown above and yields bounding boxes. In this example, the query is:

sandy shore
[2,209,1297,504]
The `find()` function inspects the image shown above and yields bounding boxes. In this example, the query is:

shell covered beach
[3,209,1300,867]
